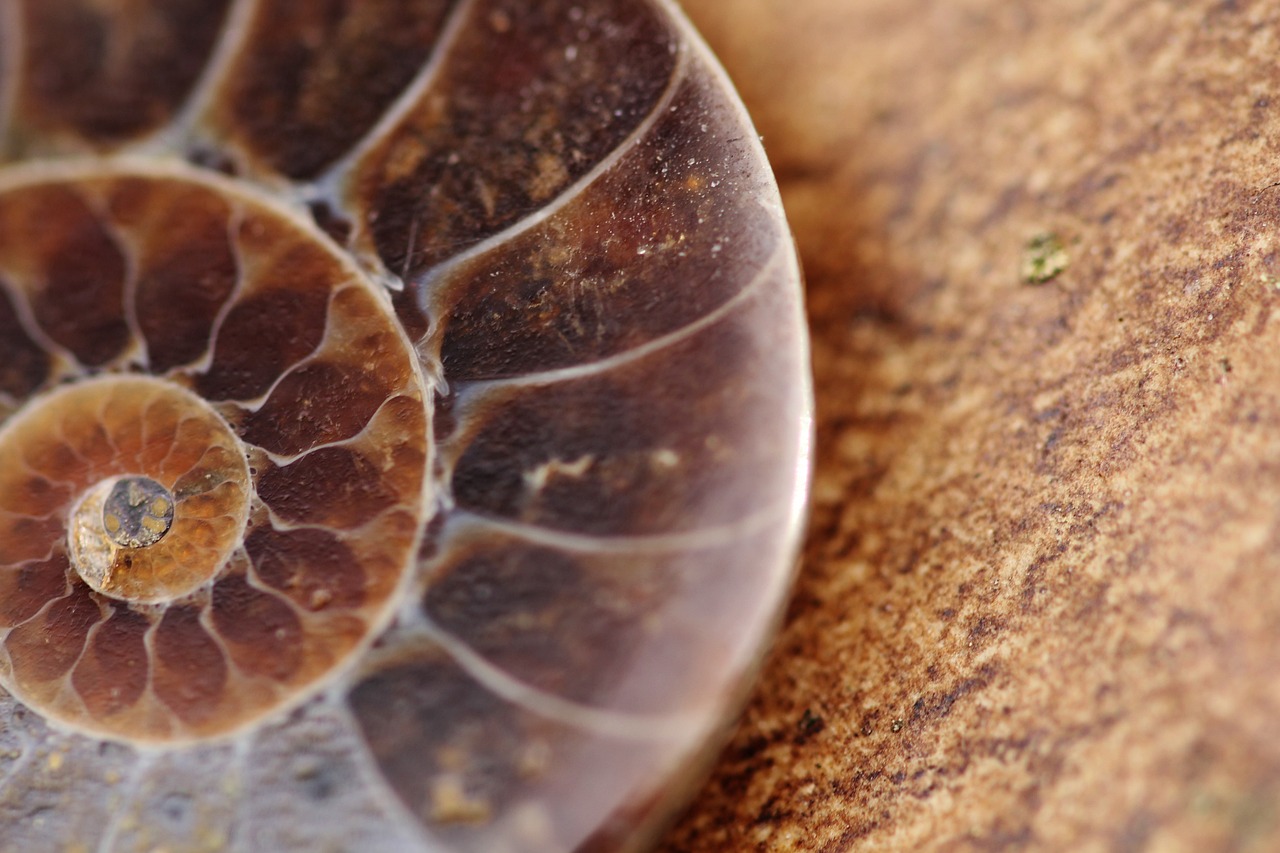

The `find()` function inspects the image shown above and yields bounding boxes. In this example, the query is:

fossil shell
[0,1,810,850]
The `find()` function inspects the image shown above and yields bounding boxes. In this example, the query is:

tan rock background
[662,1,1280,850]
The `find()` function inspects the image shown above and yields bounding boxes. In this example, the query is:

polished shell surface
[0,1,810,850]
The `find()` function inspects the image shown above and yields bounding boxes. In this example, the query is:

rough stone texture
[662,1,1280,850]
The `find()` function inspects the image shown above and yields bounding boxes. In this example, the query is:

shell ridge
[0,723,36,787]
[315,0,481,198]
[439,504,792,558]
[0,744,43,822]
[222,512,436,753]
[236,549,338,640]
[0,591,69,691]
[63,605,109,705]
[409,41,693,313]
[52,410,103,472]
[0,503,61,526]
[89,196,149,371]
[1,547,64,580]
[89,383,126,466]
[90,754,151,853]
[223,279,416,423]
[202,284,339,413]
[248,389,421,467]
[110,745,241,851]
[196,595,252,686]
[195,275,334,406]
[202,598,321,741]
[181,195,249,377]
[0,455,60,503]
[109,227,149,371]
[0,564,69,630]
[138,0,264,157]
[0,275,76,380]
[146,413,198,486]
[653,0,791,219]
[318,701,451,853]
[136,617,163,737]
[219,736,253,850]
[409,616,698,742]
[255,496,414,541]
[55,671,108,740]
[453,239,786,399]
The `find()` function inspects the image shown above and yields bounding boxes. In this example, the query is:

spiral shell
[0,1,810,850]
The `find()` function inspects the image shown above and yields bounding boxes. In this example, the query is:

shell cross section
[19,377,251,604]
[0,163,430,743]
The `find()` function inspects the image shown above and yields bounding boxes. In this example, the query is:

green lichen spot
[1021,232,1069,284]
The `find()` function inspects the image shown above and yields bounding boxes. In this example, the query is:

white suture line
[416,618,699,742]
[223,728,253,844]
[93,753,153,853]
[80,184,149,370]
[314,0,482,196]
[457,240,787,397]
[442,503,789,557]
[140,0,262,153]
[431,242,785,492]
[184,197,249,378]
[325,702,451,852]
[0,270,81,379]
[0,733,34,794]
[653,0,790,221]
[409,44,693,308]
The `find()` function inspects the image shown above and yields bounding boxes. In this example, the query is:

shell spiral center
[0,161,431,743]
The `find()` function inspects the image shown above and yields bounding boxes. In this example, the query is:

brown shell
[0,1,810,850]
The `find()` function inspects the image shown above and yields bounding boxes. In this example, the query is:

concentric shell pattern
[0,1,810,851]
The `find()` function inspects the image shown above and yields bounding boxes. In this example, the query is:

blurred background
[664,1,1280,850]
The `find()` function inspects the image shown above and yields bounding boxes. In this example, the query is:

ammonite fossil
[0,0,810,850]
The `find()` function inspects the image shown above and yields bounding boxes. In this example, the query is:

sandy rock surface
[662,1,1280,849]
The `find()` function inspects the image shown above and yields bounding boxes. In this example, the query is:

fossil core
[0,165,428,743]
[0,1,810,850]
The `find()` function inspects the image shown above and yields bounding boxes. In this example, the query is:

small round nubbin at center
[101,475,175,549]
